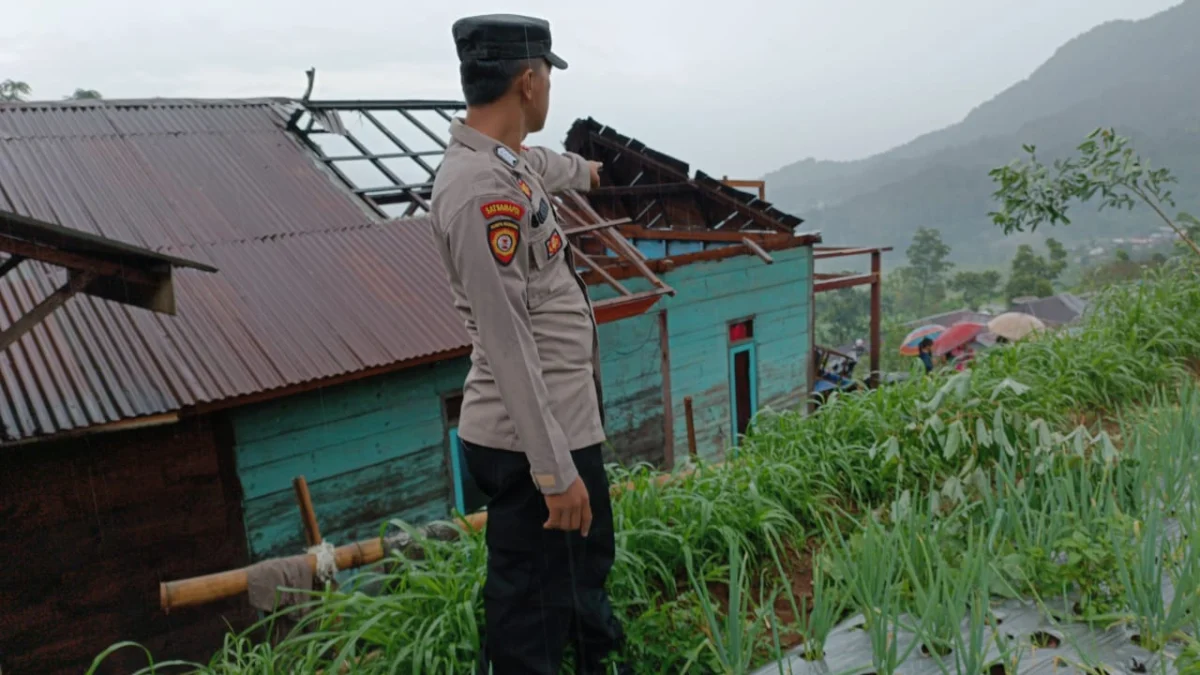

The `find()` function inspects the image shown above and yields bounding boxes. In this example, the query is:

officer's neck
[464,107,528,155]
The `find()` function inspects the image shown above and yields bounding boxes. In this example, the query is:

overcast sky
[0,0,1182,177]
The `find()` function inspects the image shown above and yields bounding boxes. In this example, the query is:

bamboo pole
[684,396,698,457]
[159,470,703,612]
[292,476,322,547]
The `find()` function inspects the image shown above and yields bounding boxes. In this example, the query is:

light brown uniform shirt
[429,119,605,495]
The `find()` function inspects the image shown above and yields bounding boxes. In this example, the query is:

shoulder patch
[480,200,525,221]
[545,230,564,259]
[494,145,519,168]
[488,220,520,266]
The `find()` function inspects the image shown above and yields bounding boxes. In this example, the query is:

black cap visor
[544,50,568,70]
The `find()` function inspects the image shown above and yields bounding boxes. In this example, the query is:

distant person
[918,337,934,373]
[950,344,976,371]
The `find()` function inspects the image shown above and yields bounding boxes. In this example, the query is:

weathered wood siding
[230,360,469,560]
[0,417,254,675]
[594,246,813,461]
[232,247,811,558]
[597,310,666,467]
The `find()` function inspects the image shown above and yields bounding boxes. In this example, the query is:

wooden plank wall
[594,246,813,461]
[231,246,811,559]
[0,416,254,675]
[596,310,667,467]
[231,359,469,560]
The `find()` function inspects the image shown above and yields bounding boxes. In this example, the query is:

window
[444,394,487,515]
[729,318,754,343]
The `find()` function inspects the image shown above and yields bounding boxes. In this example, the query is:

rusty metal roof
[0,98,468,442]
[0,100,817,443]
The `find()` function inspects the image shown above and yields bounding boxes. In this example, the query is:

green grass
[92,264,1200,674]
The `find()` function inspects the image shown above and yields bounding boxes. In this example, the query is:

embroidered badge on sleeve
[488,220,520,266]
[516,178,533,201]
[480,200,525,221]
[545,230,563,259]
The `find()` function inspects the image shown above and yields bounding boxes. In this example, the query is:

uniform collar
[449,118,527,172]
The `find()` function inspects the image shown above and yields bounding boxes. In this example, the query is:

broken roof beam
[593,289,672,324]
[618,225,782,243]
[586,183,694,198]
[563,217,632,237]
[562,192,674,297]
[576,250,631,296]
[814,272,878,293]
[742,237,774,264]
[813,246,893,259]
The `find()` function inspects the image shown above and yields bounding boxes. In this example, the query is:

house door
[728,319,758,449]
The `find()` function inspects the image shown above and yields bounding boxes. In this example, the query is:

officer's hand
[543,477,593,537]
[588,161,603,189]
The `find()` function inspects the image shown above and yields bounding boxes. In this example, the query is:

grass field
[92,263,1200,675]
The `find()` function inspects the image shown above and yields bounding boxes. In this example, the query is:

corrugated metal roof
[0,99,468,442]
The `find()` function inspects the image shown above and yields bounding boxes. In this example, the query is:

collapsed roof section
[558,117,819,285]
[283,100,466,218]
[564,117,804,235]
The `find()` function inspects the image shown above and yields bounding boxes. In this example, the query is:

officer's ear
[516,60,545,101]
[516,66,535,101]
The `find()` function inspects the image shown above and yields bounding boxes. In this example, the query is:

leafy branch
[988,127,1200,259]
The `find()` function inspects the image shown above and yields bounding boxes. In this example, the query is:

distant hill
[766,0,1200,265]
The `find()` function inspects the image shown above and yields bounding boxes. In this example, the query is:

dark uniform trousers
[463,441,625,674]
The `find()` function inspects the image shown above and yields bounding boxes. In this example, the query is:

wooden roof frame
[0,209,216,352]
[564,117,803,236]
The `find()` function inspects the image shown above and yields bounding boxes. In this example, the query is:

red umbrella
[932,321,985,356]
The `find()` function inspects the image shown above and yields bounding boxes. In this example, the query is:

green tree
[989,127,1200,259]
[815,283,869,346]
[0,79,31,101]
[1115,248,1131,262]
[896,228,954,315]
[1004,239,1067,300]
[65,88,102,100]
[950,270,1002,310]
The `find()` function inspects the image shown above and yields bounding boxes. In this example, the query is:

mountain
[766,0,1200,265]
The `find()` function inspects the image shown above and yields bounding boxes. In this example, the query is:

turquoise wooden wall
[230,360,468,560]
[593,246,813,461]
[230,245,812,560]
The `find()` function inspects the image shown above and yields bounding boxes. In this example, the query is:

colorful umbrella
[987,312,1046,342]
[932,321,986,356]
[899,324,944,356]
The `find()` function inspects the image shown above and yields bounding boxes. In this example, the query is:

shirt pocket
[526,225,573,310]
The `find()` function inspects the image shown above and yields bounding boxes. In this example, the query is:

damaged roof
[564,118,804,235]
[0,98,468,442]
[0,99,815,444]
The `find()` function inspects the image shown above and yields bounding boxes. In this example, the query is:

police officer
[429,13,628,675]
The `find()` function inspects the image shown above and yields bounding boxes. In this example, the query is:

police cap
[452,14,568,70]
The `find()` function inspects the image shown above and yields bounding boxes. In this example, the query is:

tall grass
[92,266,1200,674]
